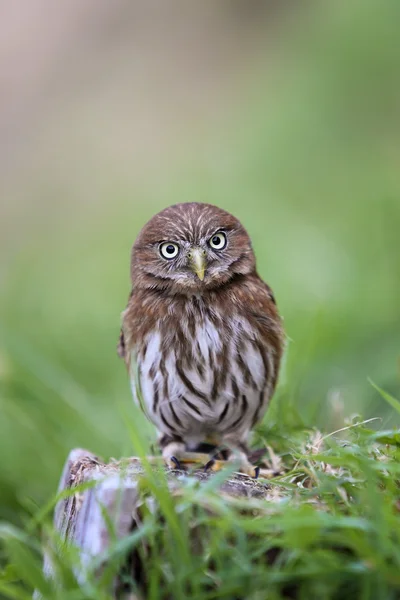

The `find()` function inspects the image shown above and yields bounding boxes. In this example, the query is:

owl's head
[131,203,256,293]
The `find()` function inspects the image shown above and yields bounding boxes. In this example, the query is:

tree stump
[39,448,271,598]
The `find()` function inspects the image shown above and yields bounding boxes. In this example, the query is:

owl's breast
[130,310,275,439]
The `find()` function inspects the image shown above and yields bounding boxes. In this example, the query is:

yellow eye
[159,242,180,259]
[208,232,227,250]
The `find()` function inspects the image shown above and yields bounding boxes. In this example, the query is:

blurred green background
[0,1,399,525]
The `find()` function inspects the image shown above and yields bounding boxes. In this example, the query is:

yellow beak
[189,247,206,281]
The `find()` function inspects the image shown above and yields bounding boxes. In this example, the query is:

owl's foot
[203,457,260,479]
[162,452,260,478]
[168,456,182,470]
[162,443,212,471]
[160,438,260,478]
[162,450,232,473]
[162,441,186,471]
[230,446,261,479]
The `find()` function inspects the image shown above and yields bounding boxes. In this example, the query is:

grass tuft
[1,416,400,599]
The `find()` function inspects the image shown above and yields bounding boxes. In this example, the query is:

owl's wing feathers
[117,329,126,359]
[243,275,285,390]
[245,276,282,331]
[262,281,277,306]
[118,313,151,419]
[117,288,135,362]
[129,348,151,419]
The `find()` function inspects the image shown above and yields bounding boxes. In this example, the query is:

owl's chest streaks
[132,297,273,438]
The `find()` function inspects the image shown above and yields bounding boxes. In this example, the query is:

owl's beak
[188,247,206,281]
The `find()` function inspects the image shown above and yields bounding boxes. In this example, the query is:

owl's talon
[168,456,182,470]
[204,459,216,472]
[244,465,260,479]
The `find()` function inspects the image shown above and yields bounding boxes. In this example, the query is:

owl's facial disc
[132,203,257,293]
[188,247,207,281]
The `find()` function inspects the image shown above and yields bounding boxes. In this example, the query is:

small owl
[118,203,284,476]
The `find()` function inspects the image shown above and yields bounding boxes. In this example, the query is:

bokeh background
[1,0,399,525]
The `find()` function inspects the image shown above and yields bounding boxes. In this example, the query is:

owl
[118,203,284,477]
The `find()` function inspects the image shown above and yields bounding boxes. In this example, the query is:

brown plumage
[118,203,284,474]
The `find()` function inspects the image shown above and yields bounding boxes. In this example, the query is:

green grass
[2,409,400,600]
[1,1,400,598]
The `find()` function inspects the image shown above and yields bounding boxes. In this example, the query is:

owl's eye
[208,232,227,250]
[159,242,180,259]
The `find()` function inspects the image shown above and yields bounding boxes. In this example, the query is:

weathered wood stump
[39,448,271,598]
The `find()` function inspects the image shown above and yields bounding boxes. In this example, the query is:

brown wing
[117,289,134,363]
[243,274,285,393]
[263,281,277,307]
[117,329,126,359]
